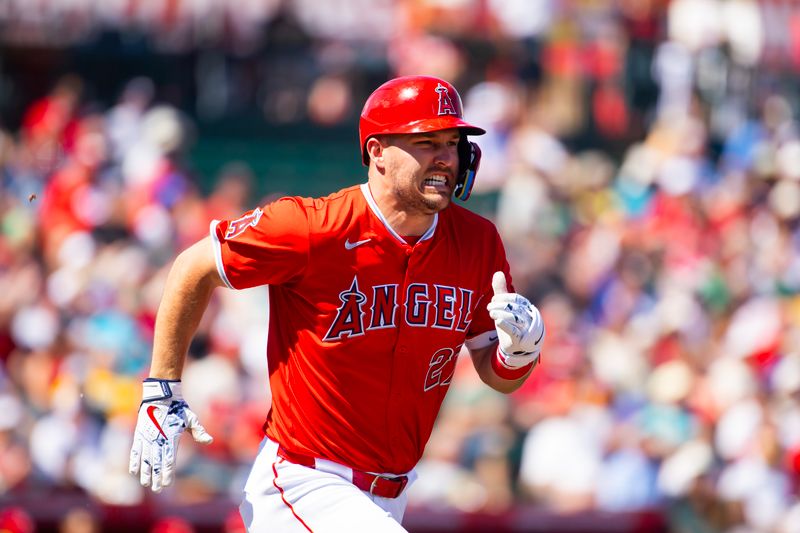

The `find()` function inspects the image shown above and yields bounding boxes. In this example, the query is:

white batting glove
[129,379,213,493]
[487,271,545,369]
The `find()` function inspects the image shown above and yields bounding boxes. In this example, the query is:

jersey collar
[360,183,438,245]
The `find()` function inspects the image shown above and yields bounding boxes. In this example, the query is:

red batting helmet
[359,76,485,200]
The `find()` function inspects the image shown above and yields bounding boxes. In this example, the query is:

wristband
[491,347,535,380]
[142,378,182,403]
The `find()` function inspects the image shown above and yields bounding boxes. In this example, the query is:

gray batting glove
[486,271,545,368]
[129,378,213,493]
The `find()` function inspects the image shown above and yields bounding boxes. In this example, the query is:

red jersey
[211,184,511,474]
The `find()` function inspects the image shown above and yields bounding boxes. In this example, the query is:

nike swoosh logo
[147,405,168,439]
[489,335,498,342]
[345,238,371,250]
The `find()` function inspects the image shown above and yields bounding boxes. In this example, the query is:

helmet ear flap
[454,138,481,201]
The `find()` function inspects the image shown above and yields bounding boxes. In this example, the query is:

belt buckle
[369,473,408,498]
[369,474,389,495]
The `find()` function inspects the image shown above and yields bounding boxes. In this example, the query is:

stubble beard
[393,179,450,215]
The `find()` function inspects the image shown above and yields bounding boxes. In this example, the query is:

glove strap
[142,378,182,403]
[491,347,536,380]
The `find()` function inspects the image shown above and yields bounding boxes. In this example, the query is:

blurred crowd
[0,70,265,532]
[2,1,800,533]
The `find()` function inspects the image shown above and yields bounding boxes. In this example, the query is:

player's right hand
[129,378,213,493]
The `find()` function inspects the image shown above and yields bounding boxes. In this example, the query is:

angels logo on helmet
[435,83,457,116]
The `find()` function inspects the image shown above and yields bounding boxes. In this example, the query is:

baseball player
[129,76,545,532]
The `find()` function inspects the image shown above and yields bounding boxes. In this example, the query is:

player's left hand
[487,271,545,368]
[129,379,213,493]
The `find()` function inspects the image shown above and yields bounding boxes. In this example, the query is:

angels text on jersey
[323,275,474,342]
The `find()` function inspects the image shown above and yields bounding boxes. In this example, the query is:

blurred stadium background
[1,0,800,532]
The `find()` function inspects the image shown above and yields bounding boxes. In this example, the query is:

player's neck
[366,180,436,237]
[383,209,434,237]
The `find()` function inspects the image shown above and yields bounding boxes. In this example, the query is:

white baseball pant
[239,437,417,532]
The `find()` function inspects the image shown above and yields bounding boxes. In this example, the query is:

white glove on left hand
[129,379,213,493]
[487,271,545,368]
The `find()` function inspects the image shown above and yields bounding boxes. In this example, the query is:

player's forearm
[149,238,223,379]
[470,343,534,394]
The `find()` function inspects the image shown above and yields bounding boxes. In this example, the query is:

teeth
[424,175,447,185]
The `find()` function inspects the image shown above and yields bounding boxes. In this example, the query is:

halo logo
[435,83,457,116]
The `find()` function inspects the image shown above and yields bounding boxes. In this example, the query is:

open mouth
[422,174,451,191]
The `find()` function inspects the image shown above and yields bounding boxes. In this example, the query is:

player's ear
[365,137,387,168]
